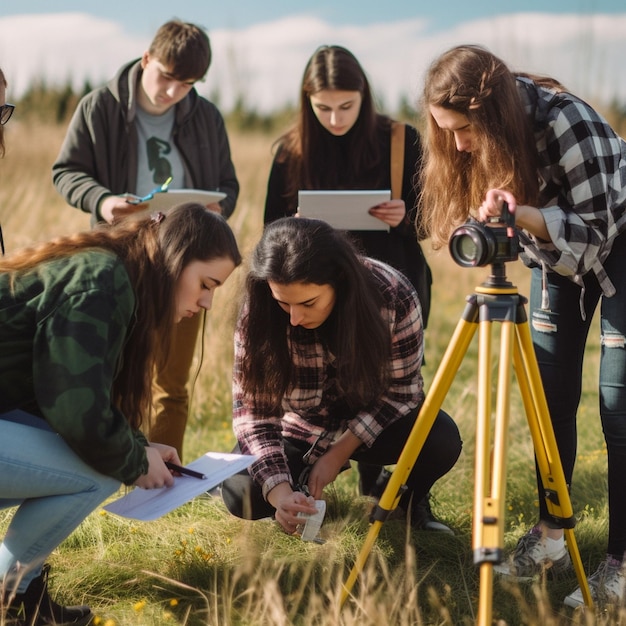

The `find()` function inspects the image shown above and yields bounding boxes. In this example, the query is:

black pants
[222,408,462,520]
[530,231,626,557]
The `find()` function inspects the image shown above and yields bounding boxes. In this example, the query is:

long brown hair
[0,203,241,428]
[418,45,542,247]
[276,45,390,203]
[239,218,390,413]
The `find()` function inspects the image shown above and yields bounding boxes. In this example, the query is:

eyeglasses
[0,104,15,125]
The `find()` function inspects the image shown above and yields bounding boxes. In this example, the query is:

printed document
[103,451,255,521]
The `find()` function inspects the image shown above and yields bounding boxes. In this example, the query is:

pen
[127,176,173,205]
[165,461,207,480]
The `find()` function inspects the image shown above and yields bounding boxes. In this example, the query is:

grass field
[0,119,618,625]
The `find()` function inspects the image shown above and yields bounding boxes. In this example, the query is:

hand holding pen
[165,461,207,480]
[126,176,173,205]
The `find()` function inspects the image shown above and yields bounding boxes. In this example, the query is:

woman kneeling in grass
[0,203,240,625]
[222,217,461,534]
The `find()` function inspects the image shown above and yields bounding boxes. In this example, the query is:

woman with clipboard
[0,204,240,624]
[263,45,446,532]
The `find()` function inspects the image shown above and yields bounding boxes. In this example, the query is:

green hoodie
[0,249,149,484]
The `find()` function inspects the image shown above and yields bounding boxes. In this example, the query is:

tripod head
[480,262,514,290]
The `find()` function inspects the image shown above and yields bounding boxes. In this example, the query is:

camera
[449,202,518,267]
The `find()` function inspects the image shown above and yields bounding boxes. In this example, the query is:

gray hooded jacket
[52,59,239,223]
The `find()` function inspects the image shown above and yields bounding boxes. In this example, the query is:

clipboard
[126,189,226,212]
[298,190,390,231]
[103,451,254,521]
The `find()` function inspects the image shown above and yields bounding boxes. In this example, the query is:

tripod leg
[513,320,593,607]
[340,312,479,606]
[475,319,515,626]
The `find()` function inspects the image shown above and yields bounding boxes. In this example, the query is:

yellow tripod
[341,264,592,624]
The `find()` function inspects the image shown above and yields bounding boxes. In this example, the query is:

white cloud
[0,13,148,97]
[1,11,625,114]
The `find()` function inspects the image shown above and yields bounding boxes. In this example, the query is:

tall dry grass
[0,119,614,625]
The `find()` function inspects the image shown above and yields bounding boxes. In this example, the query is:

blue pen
[127,176,173,205]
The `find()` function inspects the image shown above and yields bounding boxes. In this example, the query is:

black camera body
[449,203,519,268]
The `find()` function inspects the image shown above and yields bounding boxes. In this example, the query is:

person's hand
[307,447,346,499]
[99,195,148,224]
[268,483,318,534]
[149,441,182,464]
[205,202,223,214]
[133,444,180,489]
[369,199,406,228]
[477,189,517,223]
[479,189,550,241]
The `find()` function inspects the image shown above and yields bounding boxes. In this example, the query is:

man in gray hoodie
[53,19,239,458]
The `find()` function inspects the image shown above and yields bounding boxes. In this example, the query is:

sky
[1,1,625,114]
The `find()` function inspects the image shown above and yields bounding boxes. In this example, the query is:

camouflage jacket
[0,249,149,484]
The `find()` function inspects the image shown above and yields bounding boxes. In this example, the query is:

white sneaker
[564,555,625,608]
[493,525,571,581]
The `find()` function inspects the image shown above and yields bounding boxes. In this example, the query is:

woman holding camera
[419,44,626,608]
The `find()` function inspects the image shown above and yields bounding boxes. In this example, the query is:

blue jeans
[530,231,626,558]
[0,410,120,592]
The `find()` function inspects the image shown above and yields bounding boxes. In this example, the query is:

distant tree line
[12,79,626,138]
[12,78,297,133]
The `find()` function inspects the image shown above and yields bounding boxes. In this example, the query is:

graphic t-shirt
[135,107,186,195]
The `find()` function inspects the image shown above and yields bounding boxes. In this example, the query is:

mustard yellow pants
[148,313,201,459]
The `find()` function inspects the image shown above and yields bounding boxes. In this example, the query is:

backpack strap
[390,121,406,199]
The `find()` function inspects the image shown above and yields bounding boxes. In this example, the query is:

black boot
[3,564,93,625]
[410,493,454,534]
[357,462,385,496]
[368,468,454,534]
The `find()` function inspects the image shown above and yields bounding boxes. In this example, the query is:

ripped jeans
[529,231,626,558]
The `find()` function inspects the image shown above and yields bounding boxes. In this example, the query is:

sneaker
[564,555,625,609]
[493,525,572,581]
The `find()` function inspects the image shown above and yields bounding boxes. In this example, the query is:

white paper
[103,452,254,521]
[130,189,226,212]
[298,190,391,231]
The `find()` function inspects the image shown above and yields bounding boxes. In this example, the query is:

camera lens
[449,223,495,267]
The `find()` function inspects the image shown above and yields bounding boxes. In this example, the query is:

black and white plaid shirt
[516,77,626,297]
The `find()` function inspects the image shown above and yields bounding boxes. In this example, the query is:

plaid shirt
[516,77,626,296]
[232,258,424,498]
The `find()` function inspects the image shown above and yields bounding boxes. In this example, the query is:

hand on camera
[480,189,550,241]
[478,189,517,223]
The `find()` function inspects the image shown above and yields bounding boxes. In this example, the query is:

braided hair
[418,45,540,247]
